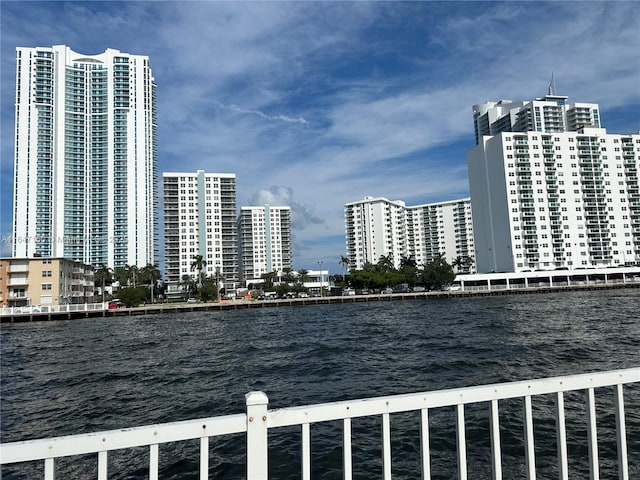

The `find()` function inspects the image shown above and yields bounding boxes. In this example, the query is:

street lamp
[317,261,323,297]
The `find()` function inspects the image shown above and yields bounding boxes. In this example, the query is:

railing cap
[245,391,268,406]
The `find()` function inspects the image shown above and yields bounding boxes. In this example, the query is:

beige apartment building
[0,257,94,308]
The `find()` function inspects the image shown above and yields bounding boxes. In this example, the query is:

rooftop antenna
[548,71,556,96]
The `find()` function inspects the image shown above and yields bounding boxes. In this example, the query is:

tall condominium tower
[344,196,475,271]
[407,198,475,272]
[12,45,157,268]
[163,171,238,289]
[238,205,292,282]
[473,93,600,145]
[468,127,640,273]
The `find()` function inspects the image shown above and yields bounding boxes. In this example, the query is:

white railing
[1,368,637,479]
[0,303,106,316]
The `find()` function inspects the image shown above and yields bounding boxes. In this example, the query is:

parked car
[108,300,123,309]
[186,298,198,303]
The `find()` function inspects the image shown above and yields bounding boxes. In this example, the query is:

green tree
[113,266,128,287]
[339,255,350,276]
[463,256,475,273]
[118,287,146,308]
[199,276,218,302]
[399,256,418,286]
[190,255,207,289]
[139,264,162,302]
[124,264,139,287]
[296,269,310,285]
[181,274,196,298]
[261,271,278,290]
[420,254,455,290]
[376,254,395,272]
[94,264,113,301]
[452,256,464,273]
[281,267,295,284]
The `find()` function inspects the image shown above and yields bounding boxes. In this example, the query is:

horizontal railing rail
[0,303,106,316]
[1,367,638,480]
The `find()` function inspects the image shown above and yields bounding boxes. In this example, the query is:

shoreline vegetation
[3,281,639,323]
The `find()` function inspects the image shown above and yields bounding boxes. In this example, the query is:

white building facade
[408,199,475,272]
[163,171,238,288]
[238,205,292,283]
[344,196,475,271]
[473,94,600,145]
[12,45,157,269]
[468,128,640,273]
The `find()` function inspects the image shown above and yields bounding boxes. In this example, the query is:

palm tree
[339,255,350,276]
[140,264,162,302]
[297,269,310,286]
[463,256,475,273]
[452,256,464,273]
[376,255,395,272]
[281,267,295,284]
[181,274,195,298]
[191,254,207,289]
[261,271,278,290]
[124,264,139,287]
[94,264,113,302]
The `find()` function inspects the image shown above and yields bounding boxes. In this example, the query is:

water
[1,289,639,479]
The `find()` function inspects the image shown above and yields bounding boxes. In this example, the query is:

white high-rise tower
[12,45,157,269]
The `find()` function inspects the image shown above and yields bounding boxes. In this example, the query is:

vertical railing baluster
[613,384,628,480]
[555,391,568,480]
[420,408,430,480]
[246,391,269,480]
[456,404,467,480]
[382,412,391,480]
[97,450,108,480]
[302,423,311,480]
[490,399,502,480]
[523,395,536,479]
[585,388,599,480]
[149,443,159,480]
[343,417,352,480]
[200,436,209,480]
[44,458,55,480]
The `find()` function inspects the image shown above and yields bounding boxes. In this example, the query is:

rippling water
[2,289,639,479]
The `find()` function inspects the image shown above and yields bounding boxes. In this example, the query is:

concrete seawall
[2,281,638,323]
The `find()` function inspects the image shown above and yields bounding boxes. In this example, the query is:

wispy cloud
[214,101,308,125]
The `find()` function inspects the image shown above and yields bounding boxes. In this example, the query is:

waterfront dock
[2,276,639,323]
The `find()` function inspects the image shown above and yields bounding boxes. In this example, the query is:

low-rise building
[0,257,94,308]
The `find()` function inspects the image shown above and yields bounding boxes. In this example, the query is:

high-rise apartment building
[473,93,600,145]
[163,171,238,289]
[408,199,475,271]
[238,205,292,282]
[12,45,157,269]
[344,196,475,270]
[468,127,640,273]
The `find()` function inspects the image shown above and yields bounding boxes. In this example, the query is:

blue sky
[1,1,639,275]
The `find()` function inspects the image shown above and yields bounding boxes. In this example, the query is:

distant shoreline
[2,281,638,324]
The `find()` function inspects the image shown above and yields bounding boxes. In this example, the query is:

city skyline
[2,2,639,275]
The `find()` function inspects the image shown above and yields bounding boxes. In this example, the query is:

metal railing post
[246,391,269,480]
